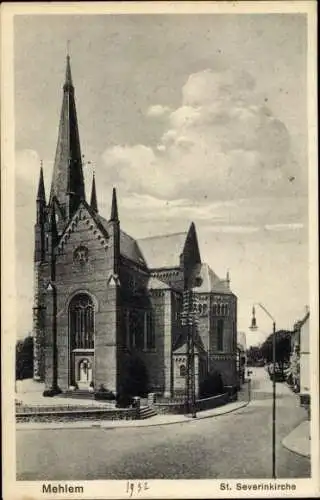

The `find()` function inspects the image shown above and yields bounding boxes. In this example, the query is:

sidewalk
[16,399,248,431]
[282,420,311,458]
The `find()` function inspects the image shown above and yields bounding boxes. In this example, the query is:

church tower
[33,54,86,384]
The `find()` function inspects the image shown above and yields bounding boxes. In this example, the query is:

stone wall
[16,407,137,423]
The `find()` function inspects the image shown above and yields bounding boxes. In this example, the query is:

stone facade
[32,55,238,397]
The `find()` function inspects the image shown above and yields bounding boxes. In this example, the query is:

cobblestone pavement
[16,368,310,480]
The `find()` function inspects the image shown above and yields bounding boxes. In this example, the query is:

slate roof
[97,215,146,266]
[136,232,188,269]
[147,276,172,290]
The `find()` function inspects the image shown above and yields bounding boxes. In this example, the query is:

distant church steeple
[49,53,85,219]
[90,172,98,213]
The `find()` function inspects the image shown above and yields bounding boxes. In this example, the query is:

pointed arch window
[179,364,186,377]
[69,294,94,349]
[217,319,224,351]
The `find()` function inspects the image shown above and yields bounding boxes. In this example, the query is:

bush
[199,370,224,398]
[121,356,149,397]
[94,384,116,401]
[116,393,134,408]
[43,387,62,397]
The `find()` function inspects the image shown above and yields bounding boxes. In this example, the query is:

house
[236,332,247,386]
[290,308,310,408]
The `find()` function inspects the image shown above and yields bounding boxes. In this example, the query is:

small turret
[109,187,119,222]
[36,162,46,224]
[226,269,230,288]
[34,163,47,263]
[107,188,120,281]
[90,172,98,214]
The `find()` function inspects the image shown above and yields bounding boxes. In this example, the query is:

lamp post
[250,303,277,479]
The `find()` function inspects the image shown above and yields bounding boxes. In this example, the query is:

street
[16,368,310,480]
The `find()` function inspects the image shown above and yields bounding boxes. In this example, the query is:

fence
[152,392,230,415]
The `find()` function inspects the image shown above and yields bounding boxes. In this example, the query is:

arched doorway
[78,358,93,384]
[69,293,95,389]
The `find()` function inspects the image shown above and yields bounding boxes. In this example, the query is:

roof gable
[173,333,206,354]
[57,201,109,253]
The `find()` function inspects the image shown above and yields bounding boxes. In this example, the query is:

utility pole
[182,289,197,418]
[250,303,277,479]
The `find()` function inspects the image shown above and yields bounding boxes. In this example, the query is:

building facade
[33,56,238,397]
[290,309,310,408]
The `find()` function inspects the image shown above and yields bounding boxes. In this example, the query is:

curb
[16,400,249,431]
[281,438,311,459]
[281,421,311,459]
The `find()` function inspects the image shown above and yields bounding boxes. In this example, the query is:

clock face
[73,245,89,265]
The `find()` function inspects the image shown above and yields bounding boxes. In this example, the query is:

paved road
[16,368,310,480]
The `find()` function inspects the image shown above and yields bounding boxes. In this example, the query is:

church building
[33,55,238,397]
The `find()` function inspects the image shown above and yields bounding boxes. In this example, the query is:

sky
[14,13,310,346]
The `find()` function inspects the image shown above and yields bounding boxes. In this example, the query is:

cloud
[146,104,171,118]
[102,68,300,203]
[206,225,260,234]
[264,223,304,231]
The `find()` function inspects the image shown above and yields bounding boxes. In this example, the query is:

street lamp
[250,303,277,479]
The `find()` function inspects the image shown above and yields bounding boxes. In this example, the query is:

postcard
[1,1,319,499]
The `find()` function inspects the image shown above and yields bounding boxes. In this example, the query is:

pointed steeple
[36,162,46,226]
[64,54,73,90]
[37,162,46,201]
[49,54,85,219]
[90,172,98,213]
[110,187,119,222]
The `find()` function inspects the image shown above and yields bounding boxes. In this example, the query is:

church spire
[64,54,73,90]
[110,187,119,222]
[49,54,85,219]
[90,172,98,213]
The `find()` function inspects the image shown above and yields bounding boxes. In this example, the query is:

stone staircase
[60,389,95,400]
[139,406,158,419]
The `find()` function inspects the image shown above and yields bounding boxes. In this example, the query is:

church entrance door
[69,293,95,390]
[77,358,92,389]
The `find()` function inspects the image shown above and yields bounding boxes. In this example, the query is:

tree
[246,345,263,366]
[120,356,149,397]
[16,335,34,380]
[199,370,224,398]
[260,330,292,373]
